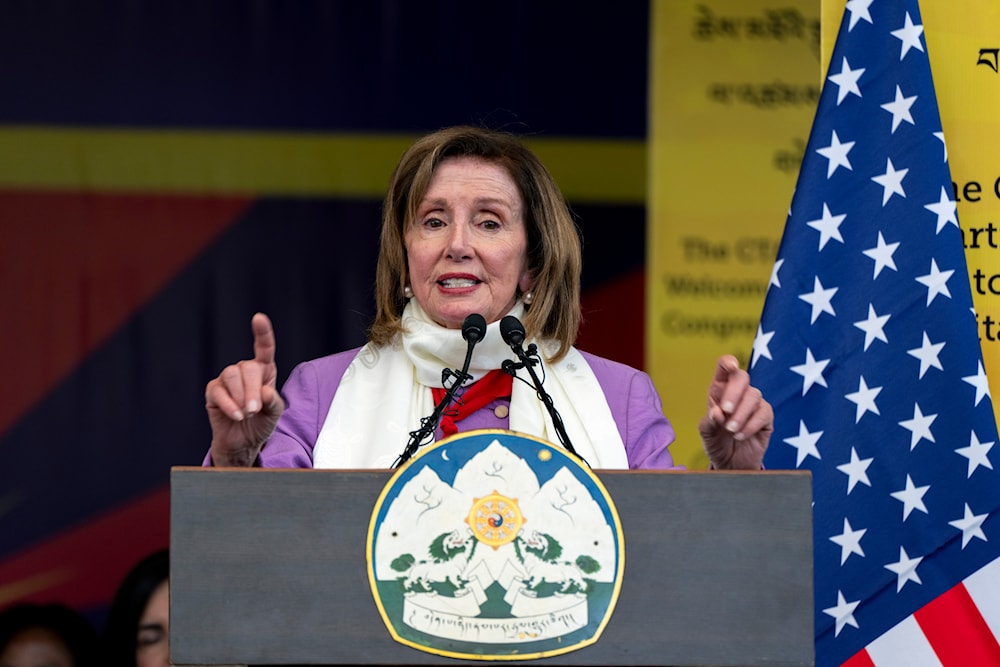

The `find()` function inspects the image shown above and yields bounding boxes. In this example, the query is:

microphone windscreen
[461,313,487,343]
[499,315,526,347]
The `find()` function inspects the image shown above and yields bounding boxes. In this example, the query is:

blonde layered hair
[369,126,583,361]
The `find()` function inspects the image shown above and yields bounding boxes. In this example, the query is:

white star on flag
[790,348,830,395]
[933,130,947,161]
[906,331,944,378]
[845,376,882,422]
[862,231,899,278]
[830,517,867,564]
[806,203,847,250]
[836,447,873,493]
[954,431,995,478]
[828,57,865,105]
[914,259,953,305]
[816,131,855,178]
[923,186,958,233]
[853,304,890,350]
[824,591,861,637]
[962,360,991,406]
[798,276,838,323]
[871,157,908,205]
[948,504,988,549]
[880,85,917,132]
[890,474,930,520]
[884,547,923,592]
[769,258,783,289]
[898,403,937,450]
[846,0,875,31]
[783,419,823,466]
[891,11,925,60]
[751,325,774,369]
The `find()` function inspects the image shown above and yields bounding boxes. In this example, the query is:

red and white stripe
[845,556,1000,666]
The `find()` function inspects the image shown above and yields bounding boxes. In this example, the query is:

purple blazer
[217,347,680,470]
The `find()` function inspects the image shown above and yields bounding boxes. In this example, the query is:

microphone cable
[499,315,588,466]
[392,313,487,468]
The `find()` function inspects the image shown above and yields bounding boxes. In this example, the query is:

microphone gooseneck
[393,313,486,468]
[499,315,587,466]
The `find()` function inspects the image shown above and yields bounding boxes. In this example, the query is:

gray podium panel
[170,467,813,666]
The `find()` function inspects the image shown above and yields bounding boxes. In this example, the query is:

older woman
[205,126,772,470]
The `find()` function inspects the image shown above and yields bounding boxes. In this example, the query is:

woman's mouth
[438,278,479,288]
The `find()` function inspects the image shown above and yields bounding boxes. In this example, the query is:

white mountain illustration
[373,439,618,585]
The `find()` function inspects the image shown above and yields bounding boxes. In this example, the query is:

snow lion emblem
[367,429,624,661]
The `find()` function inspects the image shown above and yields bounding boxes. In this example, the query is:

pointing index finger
[713,354,740,382]
[252,312,276,366]
[711,354,742,411]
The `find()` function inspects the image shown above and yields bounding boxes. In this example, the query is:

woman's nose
[445,222,473,259]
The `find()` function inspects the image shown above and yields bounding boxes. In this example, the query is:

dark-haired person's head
[101,549,169,667]
[0,603,98,667]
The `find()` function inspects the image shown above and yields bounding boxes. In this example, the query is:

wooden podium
[170,467,813,666]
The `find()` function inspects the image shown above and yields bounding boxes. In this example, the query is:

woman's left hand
[697,355,773,470]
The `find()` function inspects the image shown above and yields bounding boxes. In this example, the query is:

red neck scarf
[431,369,513,436]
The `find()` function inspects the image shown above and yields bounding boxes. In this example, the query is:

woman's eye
[137,627,165,647]
[423,217,445,229]
[481,219,501,231]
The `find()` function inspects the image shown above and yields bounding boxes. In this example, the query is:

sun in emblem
[466,491,525,549]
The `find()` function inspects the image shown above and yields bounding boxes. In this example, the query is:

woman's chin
[426,305,492,330]
[421,292,519,329]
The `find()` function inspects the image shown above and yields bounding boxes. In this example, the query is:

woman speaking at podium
[204,126,772,471]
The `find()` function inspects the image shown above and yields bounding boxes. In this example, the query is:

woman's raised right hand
[205,313,285,466]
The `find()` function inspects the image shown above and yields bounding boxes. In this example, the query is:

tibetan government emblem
[367,429,625,660]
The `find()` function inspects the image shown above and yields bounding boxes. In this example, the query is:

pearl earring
[523,290,534,305]
[403,285,414,299]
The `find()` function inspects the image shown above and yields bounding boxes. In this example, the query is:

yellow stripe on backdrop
[0,127,644,203]
[648,0,822,468]
[821,1,1000,431]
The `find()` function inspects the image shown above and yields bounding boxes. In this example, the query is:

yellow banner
[648,1,821,467]
[820,1,1000,427]
[0,127,643,203]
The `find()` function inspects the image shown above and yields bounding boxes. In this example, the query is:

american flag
[749,1,1000,665]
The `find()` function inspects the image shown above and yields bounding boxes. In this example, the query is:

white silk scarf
[312,300,628,469]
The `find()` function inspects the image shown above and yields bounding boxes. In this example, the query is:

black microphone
[462,313,487,345]
[393,313,487,468]
[499,315,525,348]
[499,315,587,466]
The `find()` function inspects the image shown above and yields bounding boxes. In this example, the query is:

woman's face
[135,581,169,667]
[405,157,533,328]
